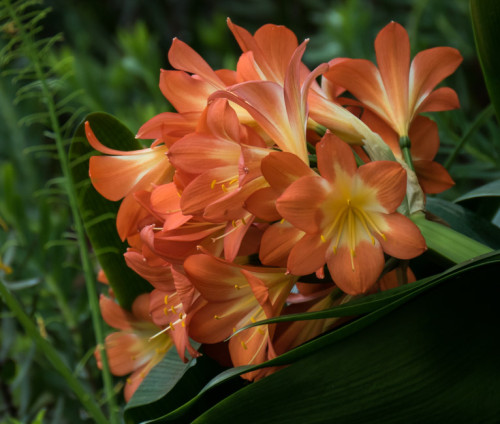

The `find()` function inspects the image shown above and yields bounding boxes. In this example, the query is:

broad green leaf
[454,179,500,202]
[426,197,500,249]
[124,346,245,424]
[69,112,151,309]
[194,258,500,423]
[142,252,500,423]
[471,0,500,123]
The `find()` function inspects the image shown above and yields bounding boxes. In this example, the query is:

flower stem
[399,135,415,172]
[0,279,108,424]
[4,1,118,421]
[411,213,493,263]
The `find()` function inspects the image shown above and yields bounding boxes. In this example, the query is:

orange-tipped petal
[409,46,463,114]
[260,222,305,267]
[327,241,385,295]
[415,86,460,115]
[375,22,410,135]
[413,160,455,194]
[277,175,330,234]
[99,295,134,331]
[357,161,407,213]
[287,234,328,276]
[316,132,357,181]
[377,213,426,259]
[168,38,225,89]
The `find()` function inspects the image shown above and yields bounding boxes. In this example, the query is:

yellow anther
[181,321,186,327]
[210,180,217,189]
[214,315,221,320]
[241,340,248,350]
[280,218,285,224]
[250,317,256,323]
[233,327,237,333]
[163,307,169,316]
[258,328,265,335]
[232,220,237,228]
[164,294,169,304]
[234,284,240,290]
[169,322,175,331]
[241,217,247,225]
[170,305,176,314]
[380,233,387,241]
[178,312,184,319]
[229,177,239,185]
[126,378,132,384]
[320,234,326,243]
[221,184,228,192]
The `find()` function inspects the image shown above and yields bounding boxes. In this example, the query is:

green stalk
[399,135,415,172]
[0,279,108,424]
[444,104,494,169]
[411,213,493,263]
[4,1,118,422]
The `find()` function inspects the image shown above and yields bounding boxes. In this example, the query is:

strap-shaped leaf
[193,257,500,423]
[69,112,151,309]
[471,0,500,123]
[130,252,500,423]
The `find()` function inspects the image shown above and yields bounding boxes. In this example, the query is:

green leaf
[471,0,500,123]
[69,112,151,309]
[124,346,245,424]
[141,252,500,423]
[194,255,500,423]
[426,197,500,249]
[454,179,500,203]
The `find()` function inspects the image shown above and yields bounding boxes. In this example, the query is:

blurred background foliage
[0,0,498,422]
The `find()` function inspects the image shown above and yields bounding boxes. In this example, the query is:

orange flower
[184,253,296,380]
[327,21,462,138]
[95,294,172,402]
[273,133,426,294]
[86,122,174,240]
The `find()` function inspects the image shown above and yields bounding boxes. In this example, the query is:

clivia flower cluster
[88,20,462,400]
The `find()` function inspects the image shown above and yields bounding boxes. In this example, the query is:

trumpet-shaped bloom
[274,133,426,294]
[327,22,462,137]
[86,122,174,240]
[95,294,172,402]
[184,253,296,379]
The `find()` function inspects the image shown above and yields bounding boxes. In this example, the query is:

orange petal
[260,222,304,267]
[261,151,315,194]
[124,250,174,291]
[413,160,455,194]
[327,241,384,295]
[408,116,439,161]
[357,161,407,213]
[287,234,328,276]
[168,38,225,89]
[409,46,462,114]
[159,70,214,113]
[377,212,427,259]
[99,295,134,330]
[244,187,281,222]
[277,175,330,234]
[316,132,357,181]
[136,111,198,142]
[415,86,460,115]
[375,21,410,135]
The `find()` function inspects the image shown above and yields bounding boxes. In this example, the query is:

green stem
[399,135,415,172]
[444,104,495,169]
[411,213,493,263]
[5,1,118,422]
[0,279,108,424]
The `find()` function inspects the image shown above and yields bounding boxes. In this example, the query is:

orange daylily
[273,133,426,294]
[95,294,172,402]
[327,21,462,138]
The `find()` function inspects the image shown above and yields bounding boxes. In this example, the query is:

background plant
[0,0,498,422]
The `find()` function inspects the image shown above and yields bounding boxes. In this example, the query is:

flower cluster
[88,20,461,399]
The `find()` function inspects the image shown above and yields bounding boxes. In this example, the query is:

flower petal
[277,175,330,234]
[316,132,357,182]
[287,234,328,276]
[377,212,427,259]
[327,241,385,295]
